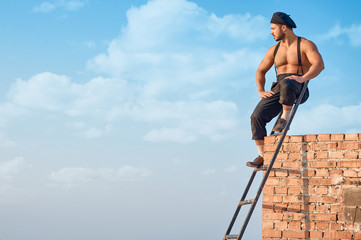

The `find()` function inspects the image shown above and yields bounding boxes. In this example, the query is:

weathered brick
[330,222,343,231]
[345,133,358,141]
[288,204,301,212]
[282,144,302,152]
[304,134,317,142]
[264,136,276,144]
[331,134,344,141]
[285,178,303,186]
[262,230,282,238]
[265,177,284,186]
[289,221,301,230]
[264,144,277,152]
[274,203,288,211]
[344,151,358,159]
[316,204,329,212]
[274,221,288,229]
[316,151,329,159]
[329,151,344,159]
[309,231,323,239]
[324,231,352,240]
[309,160,336,168]
[330,205,342,213]
[316,222,329,230]
[262,221,274,229]
[274,187,288,194]
[283,195,303,203]
[344,169,358,177]
[338,141,359,150]
[290,135,303,143]
[275,170,288,177]
[263,212,283,220]
[288,186,302,195]
[354,232,361,240]
[318,134,330,141]
[315,169,329,177]
[338,160,361,168]
[263,186,274,195]
[263,195,283,203]
[283,230,310,238]
[301,204,315,212]
[315,186,328,195]
[309,213,337,221]
[289,152,302,160]
[330,169,343,176]
[283,161,301,168]
[303,170,315,177]
[309,178,332,186]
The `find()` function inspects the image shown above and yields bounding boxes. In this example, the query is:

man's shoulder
[300,37,318,49]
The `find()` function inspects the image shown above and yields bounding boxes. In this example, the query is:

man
[246,12,324,168]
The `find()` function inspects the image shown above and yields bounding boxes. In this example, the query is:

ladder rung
[224,234,238,239]
[239,199,254,206]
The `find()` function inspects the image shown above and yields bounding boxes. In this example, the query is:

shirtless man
[246,12,325,167]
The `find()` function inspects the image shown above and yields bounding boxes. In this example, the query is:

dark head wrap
[270,12,296,28]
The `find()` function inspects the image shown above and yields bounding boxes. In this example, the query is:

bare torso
[274,37,311,76]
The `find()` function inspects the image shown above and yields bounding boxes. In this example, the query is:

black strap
[273,42,281,75]
[274,37,304,76]
[297,37,304,75]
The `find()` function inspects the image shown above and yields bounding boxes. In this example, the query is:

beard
[275,31,285,41]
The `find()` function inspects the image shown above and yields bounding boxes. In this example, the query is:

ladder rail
[223,81,309,240]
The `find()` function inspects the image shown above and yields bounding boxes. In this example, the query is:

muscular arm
[289,40,325,83]
[256,46,276,98]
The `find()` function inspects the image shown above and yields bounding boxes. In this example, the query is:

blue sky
[1,1,361,239]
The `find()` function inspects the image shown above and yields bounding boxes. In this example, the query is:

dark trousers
[251,73,309,140]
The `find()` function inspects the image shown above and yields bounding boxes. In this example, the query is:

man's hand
[287,75,306,83]
[259,90,275,98]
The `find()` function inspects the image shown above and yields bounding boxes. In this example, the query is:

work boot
[246,156,264,168]
[272,118,287,134]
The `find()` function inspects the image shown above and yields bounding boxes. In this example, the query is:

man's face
[270,23,285,41]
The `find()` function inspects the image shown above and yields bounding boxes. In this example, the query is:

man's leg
[248,92,282,167]
[272,78,305,133]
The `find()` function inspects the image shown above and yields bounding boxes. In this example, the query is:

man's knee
[279,78,297,92]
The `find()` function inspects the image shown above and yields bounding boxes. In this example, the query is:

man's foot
[272,118,287,134]
[246,156,264,168]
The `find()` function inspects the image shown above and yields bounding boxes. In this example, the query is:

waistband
[277,73,301,82]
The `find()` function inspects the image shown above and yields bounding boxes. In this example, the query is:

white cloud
[50,165,151,184]
[293,103,361,134]
[202,168,216,175]
[0,157,25,180]
[317,23,361,47]
[33,0,86,13]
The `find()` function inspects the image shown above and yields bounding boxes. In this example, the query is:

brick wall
[262,133,361,240]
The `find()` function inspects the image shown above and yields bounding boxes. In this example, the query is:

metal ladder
[222,81,309,240]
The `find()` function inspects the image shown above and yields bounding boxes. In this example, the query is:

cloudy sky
[1,0,361,239]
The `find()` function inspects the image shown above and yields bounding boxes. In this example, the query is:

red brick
[306,152,315,160]
[289,169,302,176]
[290,135,303,142]
[263,186,274,195]
[264,136,276,144]
[338,141,359,150]
[265,178,284,186]
[262,221,274,229]
[304,134,317,142]
[303,170,315,177]
[263,195,283,203]
[344,151,358,159]
[309,231,323,238]
[288,204,301,212]
[283,195,302,203]
[316,222,329,230]
[316,204,329,212]
[315,187,328,195]
[330,169,343,176]
[329,151,344,159]
[264,144,277,152]
[274,221,288,229]
[324,231,352,239]
[330,222,343,230]
[309,160,336,168]
[309,195,338,204]
[283,144,302,152]
[309,178,332,186]
[309,213,336,221]
[262,230,282,238]
[318,134,330,141]
[338,160,361,168]
[285,178,302,186]
[277,152,288,160]
[330,205,342,213]
[315,169,329,177]
[344,169,357,177]
[283,212,306,221]
[283,161,301,168]
[354,232,361,240]
[275,187,288,194]
[283,136,290,143]
[309,143,336,151]
[289,152,302,160]
[275,170,288,177]
[301,204,315,212]
[274,204,288,211]
[283,230,310,238]
[316,151,329,159]
[331,134,344,141]
[289,222,301,230]
[263,212,283,220]
[288,186,302,195]
[345,133,358,141]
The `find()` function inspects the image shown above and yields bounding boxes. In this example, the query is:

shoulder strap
[297,37,304,75]
[274,42,281,75]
